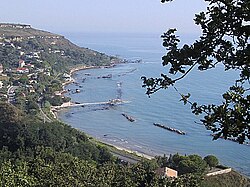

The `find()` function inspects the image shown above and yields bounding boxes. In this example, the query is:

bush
[204,155,219,168]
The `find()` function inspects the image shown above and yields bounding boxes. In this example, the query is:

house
[16,67,29,74]
[155,167,178,178]
[0,64,3,74]
[29,86,35,93]
[3,42,15,48]
[0,81,3,88]
[54,91,62,96]
[26,63,34,68]
[63,73,71,79]
[18,60,25,68]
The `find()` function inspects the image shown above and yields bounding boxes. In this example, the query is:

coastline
[53,63,156,162]
[111,144,154,160]
[92,138,154,161]
[51,64,116,119]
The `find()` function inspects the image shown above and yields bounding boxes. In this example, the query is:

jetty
[153,123,186,135]
[122,113,136,122]
[52,99,129,110]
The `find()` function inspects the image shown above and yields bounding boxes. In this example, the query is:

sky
[0,0,207,34]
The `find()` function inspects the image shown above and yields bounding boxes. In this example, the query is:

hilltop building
[155,167,178,178]
[0,23,31,29]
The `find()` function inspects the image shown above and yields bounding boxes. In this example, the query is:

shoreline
[92,138,155,161]
[51,63,117,119]
[62,64,117,87]
[111,144,154,160]
[53,63,156,161]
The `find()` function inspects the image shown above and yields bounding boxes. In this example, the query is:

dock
[53,99,129,110]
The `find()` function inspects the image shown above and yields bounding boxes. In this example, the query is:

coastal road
[7,86,18,103]
[109,150,142,164]
[39,106,52,123]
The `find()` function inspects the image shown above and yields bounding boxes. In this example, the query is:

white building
[0,81,3,89]
[0,64,3,74]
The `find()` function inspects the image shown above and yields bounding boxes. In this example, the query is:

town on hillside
[0,23,115,120]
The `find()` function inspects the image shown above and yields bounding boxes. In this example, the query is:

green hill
[0,23,117,73]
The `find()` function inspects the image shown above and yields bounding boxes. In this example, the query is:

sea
[58,32,250,176]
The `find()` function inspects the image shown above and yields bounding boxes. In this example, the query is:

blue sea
[58,32,250,176]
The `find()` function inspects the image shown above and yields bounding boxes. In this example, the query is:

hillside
[0,23,118,118]
[201,170,250,187]
[0,23,117,73]
[0,23,249,186]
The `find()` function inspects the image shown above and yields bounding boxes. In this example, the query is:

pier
[53,99,129,110]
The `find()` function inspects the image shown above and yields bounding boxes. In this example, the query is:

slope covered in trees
[0,23,117,73]
[0,103,205,186]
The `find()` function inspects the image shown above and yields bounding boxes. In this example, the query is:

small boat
[75,89,80,93]
[153,123,186,135]
[102,74,112,79]
[117,82,122,87]
[122,113,136,122]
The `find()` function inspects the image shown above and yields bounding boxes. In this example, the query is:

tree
[142,0,250,144]
[204,155,219,168]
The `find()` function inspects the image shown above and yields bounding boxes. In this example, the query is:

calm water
[59,32,250,176]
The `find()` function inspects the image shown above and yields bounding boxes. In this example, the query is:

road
[39,106,52,123]
[7,86,18,103]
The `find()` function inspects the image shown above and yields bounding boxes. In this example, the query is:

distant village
[0,25,69,103]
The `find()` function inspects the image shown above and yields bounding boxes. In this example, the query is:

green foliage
[0,103,205,186]
[201,170,250,187]
[0,102,24,126]
[0,103,113,163]
[156,153,208,175]
[142,0,250,144]
[0,161,36,187]
[0,153,203,187]
[166,173,202,187]
[47,95,63,106]
[18,75,29,84]
[178,155,208,175]
[0,103,245,186]
[204,155,219,168]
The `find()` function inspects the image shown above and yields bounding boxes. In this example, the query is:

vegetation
[0,102,208,186]
[155,154,208,175]
[0,22,249,185]
[201,170,250,187]
[0,25,116,72]
[142,0,250,144]
[204,155,219,168]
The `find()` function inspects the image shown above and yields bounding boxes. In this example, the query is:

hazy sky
[1,0,207,34]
